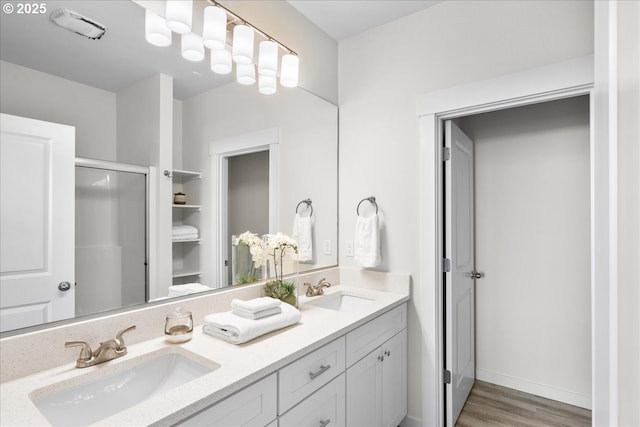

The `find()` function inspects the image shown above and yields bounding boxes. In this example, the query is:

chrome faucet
[304,278,332,297]
[65,325,136,368]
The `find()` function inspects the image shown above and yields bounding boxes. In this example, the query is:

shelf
[172,270,202,279]
[173,204,201,210]
[172,169,201,180]
[172,239,201,243]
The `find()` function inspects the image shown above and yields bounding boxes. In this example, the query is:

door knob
[472,271,484,279]
[58,281,72,291]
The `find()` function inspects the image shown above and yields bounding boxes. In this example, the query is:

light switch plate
[323,239,332,255]
[345,240,354,257]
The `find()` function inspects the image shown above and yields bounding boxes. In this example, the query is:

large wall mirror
[0,0,338,335]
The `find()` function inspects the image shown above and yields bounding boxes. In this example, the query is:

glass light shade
[280,54,299,88]
[181,33,204,62]
[259,75,277,95]
[166,0,192,34]
[145,9,172,47]
[203,6,226,50]
[232,25,254,64]
[211,49,232,74]
[258,41,278,76]
[236,63,256,85]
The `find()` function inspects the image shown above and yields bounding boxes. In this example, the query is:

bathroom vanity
[0,268,410,426]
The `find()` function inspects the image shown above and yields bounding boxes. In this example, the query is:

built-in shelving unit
[171,169,202,285]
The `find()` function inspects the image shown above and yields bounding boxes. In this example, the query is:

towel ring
[357,196,378,215]
[296,199,313,217]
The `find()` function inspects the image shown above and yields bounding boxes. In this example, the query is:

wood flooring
[455,380,592,427]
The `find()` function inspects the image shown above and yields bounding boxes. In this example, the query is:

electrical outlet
[323,239,332,255]
[345,240,354,257]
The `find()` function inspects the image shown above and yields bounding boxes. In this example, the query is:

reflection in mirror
[0,0,338,335]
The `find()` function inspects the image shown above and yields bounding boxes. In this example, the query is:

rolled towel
[292,213,313,262]
[203,303,301,344]
[230,297,281,314]
[232,306,282,320]
[354,213,381,268]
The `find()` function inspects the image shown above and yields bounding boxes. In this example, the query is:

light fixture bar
[207,0,298,57]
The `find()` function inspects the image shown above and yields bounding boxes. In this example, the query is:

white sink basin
[31,348,219,426]
[309,292,374,312]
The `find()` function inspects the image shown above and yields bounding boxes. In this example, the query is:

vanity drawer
[279,373,346,427]
[278,336,346,414]
[346,303,406,367]
[177,373,277,427]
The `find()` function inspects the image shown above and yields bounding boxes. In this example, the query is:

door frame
[209,128,280,287]
[416,54,612,426]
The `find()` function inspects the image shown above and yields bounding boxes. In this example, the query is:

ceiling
[0,1,440,100]
[287,0,442,41]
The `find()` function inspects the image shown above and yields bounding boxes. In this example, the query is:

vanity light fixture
[143,0,299,93]
[203,5,226,50]
[259,75,277,95]
[211,49,232,74]
[181,33,205,62]
[232,24,255,65]
[237,63,256,85]
[165,0,193,34]
[145,9,171,47]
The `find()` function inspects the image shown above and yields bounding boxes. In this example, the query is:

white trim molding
[416,55,600,426]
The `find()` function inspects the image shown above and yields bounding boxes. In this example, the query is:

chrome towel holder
[296,198,313,217]
[357,196,378,215]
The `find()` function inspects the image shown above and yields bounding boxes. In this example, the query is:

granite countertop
[0,283,409,426]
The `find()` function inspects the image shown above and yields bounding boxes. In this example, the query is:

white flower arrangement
[233,231,265,283]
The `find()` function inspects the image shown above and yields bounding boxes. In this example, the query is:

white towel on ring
[203,303,301,344]
[293,213,313,261]
[354,213,381,268]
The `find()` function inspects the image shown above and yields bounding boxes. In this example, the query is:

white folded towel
[292,213,313,262]
[203,303,301,344]
[172,225,199,236]
[230,297,281,313]
[354,213,381,268]
[232,306,282,320]
[168,283,211,297]
[172,233,199,241]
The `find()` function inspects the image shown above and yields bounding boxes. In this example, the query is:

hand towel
[354,214,381,268]
[203,303,301,344]
[168,283,211,297]
[232,306,282,320]
[292,213,313,261]
[230,297,281,313]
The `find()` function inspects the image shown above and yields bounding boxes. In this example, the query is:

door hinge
[442,258,451,273]
[443,369,452,384]
[442,147,450,161]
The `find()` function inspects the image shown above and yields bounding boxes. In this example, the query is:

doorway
[444,96,592,426]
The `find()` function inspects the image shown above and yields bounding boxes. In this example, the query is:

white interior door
[0,113,75,332]
[445,120,475,426]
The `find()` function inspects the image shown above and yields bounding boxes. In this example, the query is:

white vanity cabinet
[175,303,407,427]
[176,373,277,427]
[346,304,408,427]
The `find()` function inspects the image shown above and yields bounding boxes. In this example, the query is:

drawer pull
[309,364,331,380]
[319,418,331,427]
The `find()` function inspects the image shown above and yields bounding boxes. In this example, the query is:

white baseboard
[476,368,592,410]
[399,414,422,427]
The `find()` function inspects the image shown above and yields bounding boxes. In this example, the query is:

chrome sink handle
[115,325,136,350]
[65,341,93,363]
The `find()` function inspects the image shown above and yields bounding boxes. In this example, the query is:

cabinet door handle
[384,350,391,357]
[378,354,385,362]
[309,364,331,380]
[319,418,331,427]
